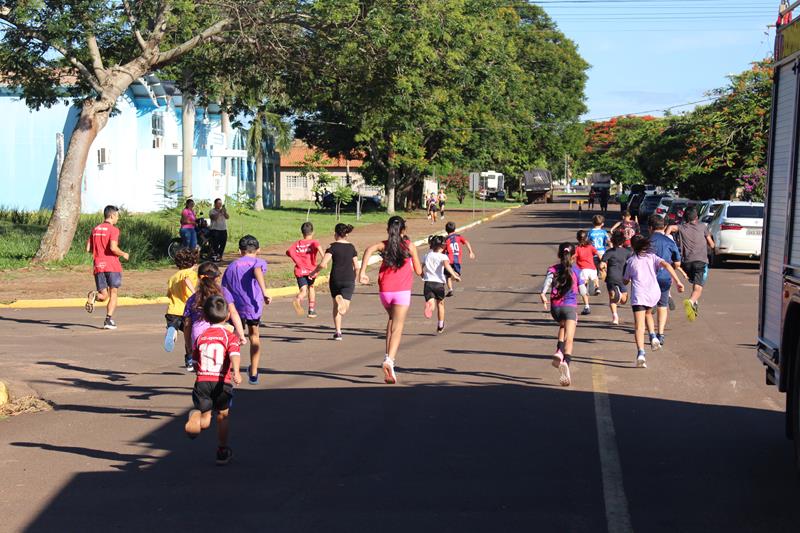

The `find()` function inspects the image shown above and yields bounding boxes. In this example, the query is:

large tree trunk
[254,150,264,211]
[182,96,195,198]
[32,100,110,263]
[386,168,397,214]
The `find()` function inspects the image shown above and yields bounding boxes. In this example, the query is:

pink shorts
[379,290,412,309]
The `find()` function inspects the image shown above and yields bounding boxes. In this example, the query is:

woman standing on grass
[358,216,423,384]
[623,235,684,369]
[312,223,359,341]
[540,243,583,387]
[180,199,198,250]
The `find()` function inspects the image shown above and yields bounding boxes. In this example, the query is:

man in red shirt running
[85,205,129,330]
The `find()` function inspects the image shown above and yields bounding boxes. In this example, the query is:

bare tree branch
[121,0,148,50]
[86,34,107,81]
[152,18,231,68]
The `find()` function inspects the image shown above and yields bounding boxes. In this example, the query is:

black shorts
[550,306,577,322]
[192,381,234,412]
[95,272,122,291]
[445,263,462,278]
[423,281,446,301]
[684,261,709,286]
[165,314,185,330]
[330,282,355,301]
[243,317,261,327]
[297,276,316,288]
[605,281,628,294]
[631,305,653,313]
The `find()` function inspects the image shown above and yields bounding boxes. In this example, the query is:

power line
[585,97,718,121]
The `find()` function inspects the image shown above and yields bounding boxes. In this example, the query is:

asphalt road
[1,204,798,533]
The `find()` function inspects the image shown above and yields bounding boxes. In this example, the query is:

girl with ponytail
[540,242,585,386]
[358,216,422,384]
[183,262,246,370]
[312,223,359,340]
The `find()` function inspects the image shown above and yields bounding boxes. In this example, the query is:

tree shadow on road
[0,315,101,330]
[14,384,800,533]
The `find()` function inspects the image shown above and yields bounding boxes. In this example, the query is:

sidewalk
[0,206,516,306]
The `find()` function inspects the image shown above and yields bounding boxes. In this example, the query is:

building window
[152,112,164,149]
[286,175,308,189]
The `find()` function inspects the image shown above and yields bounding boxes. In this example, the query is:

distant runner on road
[444,221,476,297]
[84,205,129,330]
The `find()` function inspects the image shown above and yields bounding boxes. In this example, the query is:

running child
[575,230,601,312]
[184,262,246,371]
[422,235,461,334]
[444,221,476,297]
[588,215,610,258]
[286,222,322,318]
[623,235,685,368]
[540,243,584,387]
[600,232,632,325]
[427,193,438,224]
[222,235,271,384]
[184,295,241,466]
[164,248,199,358]
[312,223,359,341]
[84,205,129,330]
[610,210,640,248]
[358,216,423,384]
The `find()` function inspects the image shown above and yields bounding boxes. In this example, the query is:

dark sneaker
[103,317,117,330]
[437,325,445,334]
[333,332,343,341]
[307,310,318,319]
[248,367,259,385]
[581,307,591,316]
[216,446,233,466]
[445,290,454,298]
[184,354,195,372]
[657,334,665,346]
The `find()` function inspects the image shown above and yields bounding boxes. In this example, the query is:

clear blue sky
[536,0,778,120]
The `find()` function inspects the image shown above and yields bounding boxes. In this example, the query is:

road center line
[592,364,634,533]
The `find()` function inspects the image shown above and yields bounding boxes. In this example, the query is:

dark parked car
[627,193,644,218]
[638,194,672,221]
[322,192,382,212]
[665,199,699,225]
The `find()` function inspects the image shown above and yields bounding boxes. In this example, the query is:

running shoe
[650,334,661,351]
[558,361,571,386]
[216,446,233,466]
[307,309,318,319]
[446,290,454,298]
[164,326,177,352]
[636,351,647,368]
[668,297,676,311]
[333,332,343,341]
[612,313,619,325]
[103,317,117,330]
[85,290,97,314]
[248,367,259,385]
[684,299,698,322]
[657,334,665,346]
[184,354,195,372]
[594,288,602,296]
[292,299,304,317]
[581,306,591,316]
[382,357,397,384]
[437,324,445,334]
[612,286,622,303]
[424,299,435,319]
[552,349,564,368]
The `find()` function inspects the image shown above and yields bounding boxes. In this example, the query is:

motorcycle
[167,214,215,262]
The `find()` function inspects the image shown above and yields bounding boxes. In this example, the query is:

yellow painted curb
[0,381,8,407]
[0,206,522,310]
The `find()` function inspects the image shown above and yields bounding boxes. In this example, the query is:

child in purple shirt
[624,235,684,369]
[222,235,271,385]
[540,242,586,387]
[183,262,246,371]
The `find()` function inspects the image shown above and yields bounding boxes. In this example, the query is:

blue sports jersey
[650,232,681,283]
[588,228,609,255]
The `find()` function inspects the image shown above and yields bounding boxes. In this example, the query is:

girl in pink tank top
[358,216,422,384]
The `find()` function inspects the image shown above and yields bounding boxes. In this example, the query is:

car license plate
[747,229,762,236]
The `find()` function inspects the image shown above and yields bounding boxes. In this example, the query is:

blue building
[0,75,279,213]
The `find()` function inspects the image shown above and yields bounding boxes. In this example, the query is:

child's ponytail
[554,242,576,299]
[576,230,589,246]
[384,216,410,268]
[195,261,222,311]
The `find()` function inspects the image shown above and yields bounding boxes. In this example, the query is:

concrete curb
[0,206,521,309]
[0,381,8,407]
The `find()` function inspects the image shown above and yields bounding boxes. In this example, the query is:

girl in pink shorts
[358,216,422,384]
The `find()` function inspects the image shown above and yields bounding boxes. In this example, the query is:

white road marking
[593,364,634,533]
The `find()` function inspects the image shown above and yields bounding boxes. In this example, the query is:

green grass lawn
[0,204,389,271]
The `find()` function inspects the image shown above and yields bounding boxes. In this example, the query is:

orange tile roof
[279,140,363,169]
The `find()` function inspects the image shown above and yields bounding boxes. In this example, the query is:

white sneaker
[552,349,564,368]
[636,353,647,368]
[611,314,619,325]
[382,357,397,384]
[558,361,571,386]
[651,336,662,351]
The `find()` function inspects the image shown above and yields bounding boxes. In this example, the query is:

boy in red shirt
[286,222,322,318]
[184,295,242,465]
[84,205,129,330]
[444,221,476,297]
[575,230,600,315]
